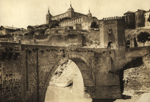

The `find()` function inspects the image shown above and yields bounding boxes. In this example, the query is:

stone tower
[87,9,92,17]
[67,3,74,18]
[46,8,52,24]
[99,17,125,49]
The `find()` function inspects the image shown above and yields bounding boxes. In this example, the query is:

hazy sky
[0,0,150,28]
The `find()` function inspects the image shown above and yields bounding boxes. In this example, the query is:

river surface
[45,86,139,102]
[45,85,92,102]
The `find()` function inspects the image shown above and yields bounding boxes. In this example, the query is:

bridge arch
[42,53,95,102]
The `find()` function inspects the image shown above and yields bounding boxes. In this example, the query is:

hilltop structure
[1,4,150,49]
[46,4,99,30]
[124,9,150,29]
[0,26,26,35]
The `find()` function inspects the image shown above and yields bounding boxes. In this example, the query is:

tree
[137,32,150,46]
[49,20,59,28]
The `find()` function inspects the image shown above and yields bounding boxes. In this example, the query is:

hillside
[123,54,150,97]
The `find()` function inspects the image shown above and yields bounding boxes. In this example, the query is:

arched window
[126,40,130,48]
[90,21,98,28]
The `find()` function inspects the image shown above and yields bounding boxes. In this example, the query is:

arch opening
[126,40,130,48]
[44,59,92,102]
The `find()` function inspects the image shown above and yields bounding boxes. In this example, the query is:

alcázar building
[46,4,99,30]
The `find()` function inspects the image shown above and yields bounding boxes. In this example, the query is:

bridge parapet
[21,44,108,53]
[0,42,21,61]
[0,42,21,52]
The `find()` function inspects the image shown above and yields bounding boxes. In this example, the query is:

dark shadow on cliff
[119,57,143,97]
[123,57,143,70]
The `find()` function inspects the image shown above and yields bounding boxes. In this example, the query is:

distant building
[135,9,146,28]
[124,9,150,29]
[46,4,99,30]
[46,9,52,24]
[145,10,150,28]
[0,26,24,35]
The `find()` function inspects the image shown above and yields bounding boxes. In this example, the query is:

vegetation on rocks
[137,32,150,46]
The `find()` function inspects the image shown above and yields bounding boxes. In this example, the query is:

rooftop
[124,11,135,15]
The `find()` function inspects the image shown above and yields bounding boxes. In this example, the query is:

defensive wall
[100,17,125,48]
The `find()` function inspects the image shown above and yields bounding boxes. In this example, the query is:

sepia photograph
[0,0,150,102]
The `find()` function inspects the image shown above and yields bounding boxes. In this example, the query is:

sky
[0,0,150,28]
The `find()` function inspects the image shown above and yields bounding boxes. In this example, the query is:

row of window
[52,13,69,20]
[60,18,84,26]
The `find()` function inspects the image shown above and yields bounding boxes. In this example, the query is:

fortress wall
[35,34,83,47]
[103,20,118,48]
[100,18,125,48]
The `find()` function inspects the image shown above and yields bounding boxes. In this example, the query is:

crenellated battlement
[103,16,123,21]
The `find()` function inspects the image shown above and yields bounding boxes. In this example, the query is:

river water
[45,85,139,102]
[45,85,92,102]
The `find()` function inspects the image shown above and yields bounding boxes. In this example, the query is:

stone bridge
[0,42,150,102]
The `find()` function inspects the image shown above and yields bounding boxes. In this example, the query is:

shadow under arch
[119,57,143,97]
[42,54,96,102]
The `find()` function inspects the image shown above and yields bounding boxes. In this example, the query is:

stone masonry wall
[1,42,149,102]
[94,50,122,99]
[25,50,38,102]
[0,43,23,102]
[100,19,125,48]
[38,49,62,102]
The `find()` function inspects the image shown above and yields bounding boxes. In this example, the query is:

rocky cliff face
[123,54,150,97]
